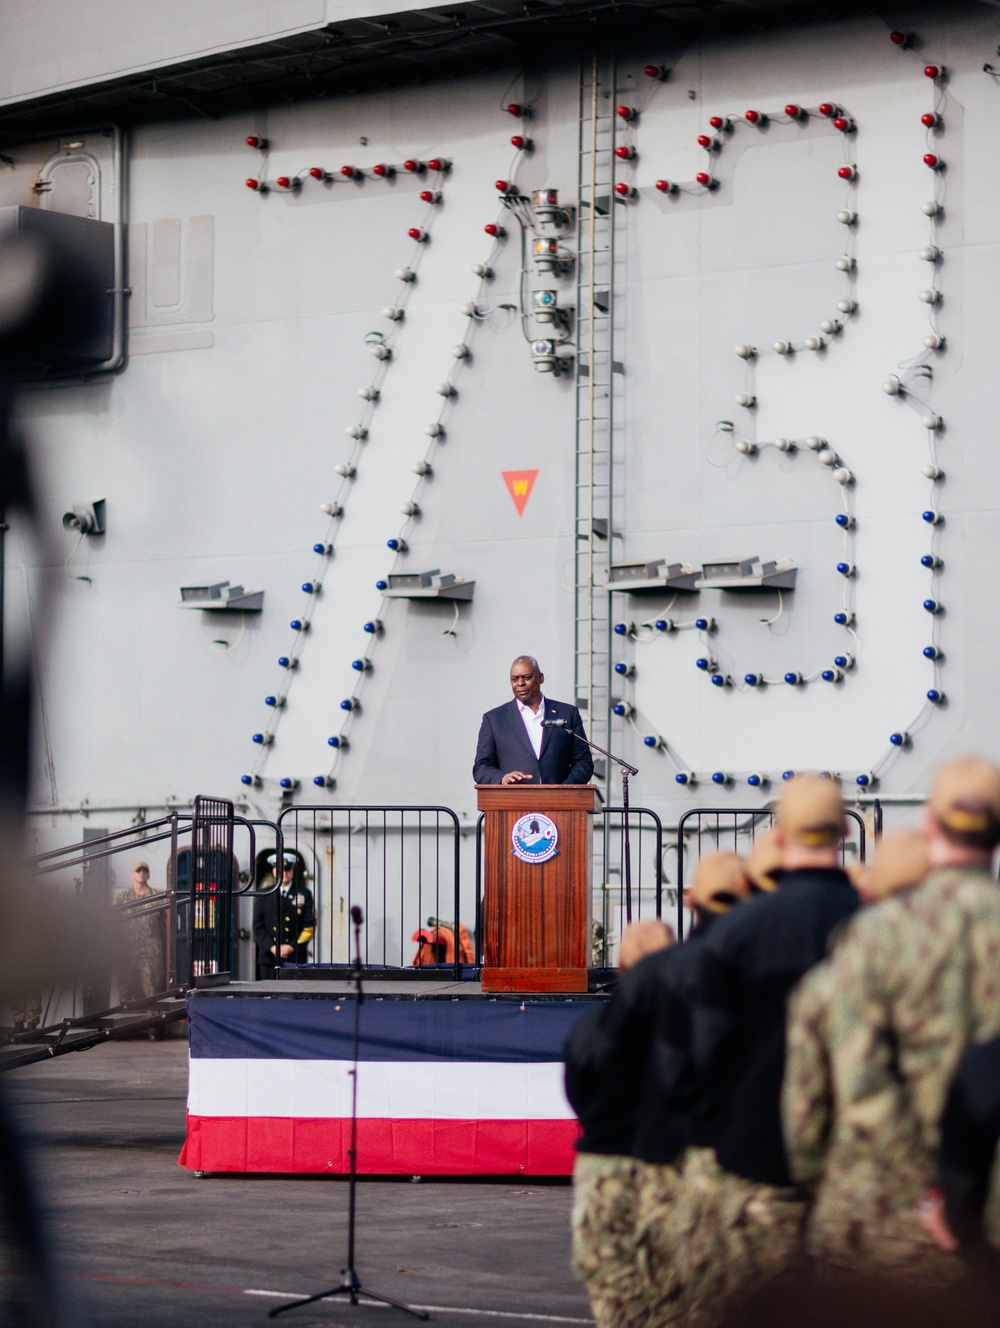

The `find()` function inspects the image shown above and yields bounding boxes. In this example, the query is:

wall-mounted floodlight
[62,498,105,535]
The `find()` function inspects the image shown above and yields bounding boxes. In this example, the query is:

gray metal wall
[7,6,1000,859]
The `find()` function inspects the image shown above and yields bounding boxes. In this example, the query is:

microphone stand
[541,722,639,924]
[269,908,429,1322]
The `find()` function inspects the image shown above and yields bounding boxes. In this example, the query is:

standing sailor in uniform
[473,656,593,786]
[253,851,315,978]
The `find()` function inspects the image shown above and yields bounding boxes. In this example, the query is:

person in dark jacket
[686,775,859,1318]
[473,656,593,786]
[252,852,315,978]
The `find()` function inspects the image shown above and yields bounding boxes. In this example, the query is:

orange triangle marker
[502,469,539,517]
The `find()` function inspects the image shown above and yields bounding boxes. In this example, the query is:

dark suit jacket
[473,697,594,785]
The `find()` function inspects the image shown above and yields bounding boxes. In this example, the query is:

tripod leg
[349,1285,430,1320]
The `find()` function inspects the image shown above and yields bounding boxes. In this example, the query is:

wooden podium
[477,784,599,993]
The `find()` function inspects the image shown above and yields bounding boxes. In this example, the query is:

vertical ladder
[574,51,619,774]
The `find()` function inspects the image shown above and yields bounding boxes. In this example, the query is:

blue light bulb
[835,513,853,528]
[922,510,942,525]
[784,672,801,685]
[745,673,761,686]
[290,619,304,632]
[836,561,853,576]
[387,537,407,551]
[614,662,629,675]
[265,695,278,707]
[252,733,265,744]
[363,621,379,634]
[340,698,355,711]
[711,771,727,785]
[856,774,871,787]
[782,770,795,781]
[696,658,710,671]
[920,555,938,569]
[313,543,327,555]
[241,774,253,785]
[695,618,711,631]
[654,619,672,632]
[352,658,368,672]
[889,732,907,746]
[313,775,327,787]
[747,774,762,787]
[613,622,629,635]
[923,645,940,659]
[278,656,291,668]
[302,581,316,594]
[279,778,294,790]
[821,669,836,682]
[833,656,849,669]
[833,612,849,625]
[376,579,388,591]
[710,673,725,687]
[927,688,943,703]
[923,599,940,613]
[612,702,627,716]
[675,773,690,784]
[643,735,658,747]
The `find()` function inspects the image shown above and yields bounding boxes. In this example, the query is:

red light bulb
[890,30,908,46]
[921,112,939,127]
[511,135,527,149]
[308,167,325,179]
[245,177,261,190]
[818,102,835,117]
[427,158,446,172]
[484,223,504,236]
[654,178,674,193]
[644,64,663,79]
[785,104,802,118]
[405,159,423,172]
[923,153,941,169]
[697,134,713,149]
[614,145,635,160]
[709,115,727,130]
[505,103,523,116]
[695,171,712,186]
[245,135,267,149]
[408,227,426,240]
[614,181,632,196]
[340,165,357,178]
[495,179,510,192]
[924,65,941,79]
[372,163,390,177]
[744,109,762,124]
[616,104,637,121]
[838,165,856,180]
[833,116,851,132]
[276,176,291,189]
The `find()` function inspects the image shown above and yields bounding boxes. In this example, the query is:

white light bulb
[919,246,940,262]
[773,340,792,355]
[836,209,857,225]
[804,436,824,450]
[883,380,901,395]
[471,263,493,278]
[772,437,791,451]
[411,461,432,476]
[358,386,380,401]
[452,344,470,358]
[921,200,941,216]
[395,267,416,281]
[461,302,481,317]
[836,299,858,314]
[923,333,945,349]
[371,345,391,360]
[819,319,842,335]
[382,306,404,320]
[834,255,854,272]
[434,382,456,396]
[424,423,444,437]
[345,425,367,439]
[922,464,943,479]
[833,467,854,485]
[818,449,837,466]
[921,414,942,430]
[735,392,756,407]
[804,335,826,351]
[400,501,421,516]
[320,502,343,516]
[919,288,940,304]
[734,344,755,359]
[735,439,757,455]
[334,463,356,478]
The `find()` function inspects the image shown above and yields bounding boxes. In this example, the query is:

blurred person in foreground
[630,852,751,1328]
[784,830,930,1273]
[563,915,674,1328]
[683,776,859,1320]
[792,757,1000,1285]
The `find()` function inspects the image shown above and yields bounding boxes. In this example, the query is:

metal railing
[276,805,464,981]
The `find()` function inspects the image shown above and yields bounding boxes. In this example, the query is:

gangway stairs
[0,989,190,1071]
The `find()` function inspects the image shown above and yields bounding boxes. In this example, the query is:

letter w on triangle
[502,469,539,518]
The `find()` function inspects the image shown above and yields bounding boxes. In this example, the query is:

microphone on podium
[541,718,568,727]
[351,905,364,926]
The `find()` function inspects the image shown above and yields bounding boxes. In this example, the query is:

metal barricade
[676,806,868,920]
[276,805,464,981]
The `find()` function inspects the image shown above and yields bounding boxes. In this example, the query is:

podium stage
[179,980,603,1177]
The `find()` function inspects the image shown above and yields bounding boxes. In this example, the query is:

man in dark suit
[473,655,594,785]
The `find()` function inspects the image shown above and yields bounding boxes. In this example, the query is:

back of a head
[689,850,750,913]
[746,829,783,893]
[929,756,1000,851]
[777,775,845,851]
[864,829,929,901]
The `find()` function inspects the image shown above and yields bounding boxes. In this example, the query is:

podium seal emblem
[511,813,559,864]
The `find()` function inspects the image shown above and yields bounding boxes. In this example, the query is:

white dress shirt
[516,695,546,760]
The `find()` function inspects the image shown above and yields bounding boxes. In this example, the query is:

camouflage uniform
[571,1152,649,1328]
[115,885,167,1001]
[654,1148,804,1326]
[633,1159,683,1327]
[785,867,1000,1283]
